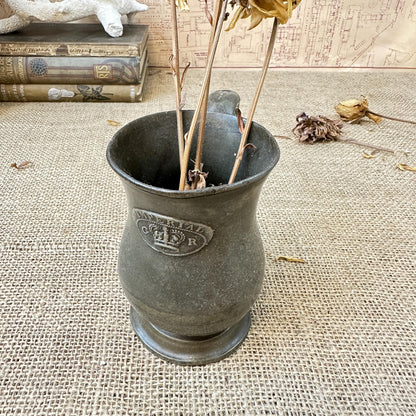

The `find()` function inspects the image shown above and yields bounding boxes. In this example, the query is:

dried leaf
[226,5,245,31]
[180,62,191,89]
[236,108,245,134]
[168,54,175,74]
[363,152,375,159]
[10,161,32,170]
[275,256,305,263]
[397,164,416,172]
[107,120,121,126]
[196,175,206,189]
[204,0,213,25]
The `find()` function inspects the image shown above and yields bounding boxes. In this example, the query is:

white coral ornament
[0,0,148,37]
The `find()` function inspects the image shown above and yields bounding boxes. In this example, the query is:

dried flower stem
[191,94,209,189]
[179,0,228,191]
[171,0,185,175]
[228,18,279,184]
[366,110,416,125]
[337,137,395,153]
[191,0,223,189]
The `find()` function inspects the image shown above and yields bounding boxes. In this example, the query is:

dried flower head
[335,98,382,123]
[176,0,189,11]
[187,169,208,189]
[227,0,302,31]
[292,112,343,143]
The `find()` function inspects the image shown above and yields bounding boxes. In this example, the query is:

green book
[0,23,149,57]
[0,70,148,102]
[0,50,148,84]
[0,58,148,102]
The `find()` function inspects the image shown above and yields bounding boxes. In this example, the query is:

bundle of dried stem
[170,0,302,190]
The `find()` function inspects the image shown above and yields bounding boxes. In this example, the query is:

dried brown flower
[335,98,382,123]
[292,112,343,143]
[188,169,208,189]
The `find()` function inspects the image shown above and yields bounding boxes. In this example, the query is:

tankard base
[130,307,251,366]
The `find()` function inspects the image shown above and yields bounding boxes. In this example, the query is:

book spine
[0,56,144,84]
[0,82,145,103]
[0,41,147,58]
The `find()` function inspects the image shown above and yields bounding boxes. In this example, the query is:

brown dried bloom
[227,0,302,31]
[335,98,382,123]
[188,169,208,189]
[292,112,343,143]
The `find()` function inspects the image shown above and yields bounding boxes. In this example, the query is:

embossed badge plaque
[132,209,214,256]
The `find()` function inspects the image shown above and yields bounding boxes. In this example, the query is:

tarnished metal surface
[107,91,279,365]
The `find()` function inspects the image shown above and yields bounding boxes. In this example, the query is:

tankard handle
[207,90,240,116]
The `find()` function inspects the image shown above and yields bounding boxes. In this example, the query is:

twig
[366,110,416,125]
[337,137,395,153]
[179,0,228,191]
[170,0,185,176]
[192,0,223,189]
[274,135,293,140]
[228,18,279,184]
[180,62,191,89]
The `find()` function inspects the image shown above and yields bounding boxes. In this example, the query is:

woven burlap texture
[1,70,415,415]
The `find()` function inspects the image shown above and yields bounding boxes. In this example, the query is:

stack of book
[0,23,149,102]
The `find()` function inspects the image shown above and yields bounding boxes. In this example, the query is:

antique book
[0,63,148,103]
[0,23,148,57]
[0,50,148,84]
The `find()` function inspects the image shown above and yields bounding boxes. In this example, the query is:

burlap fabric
[1,70,415,415]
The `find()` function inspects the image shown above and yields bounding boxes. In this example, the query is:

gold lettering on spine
[0,57,26,83]
[0,84,7,100]
[19,84,27,101]
[17,57,25,83]
[12,84,19,100]
[3,57,14,83]
[0,57,5,79]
